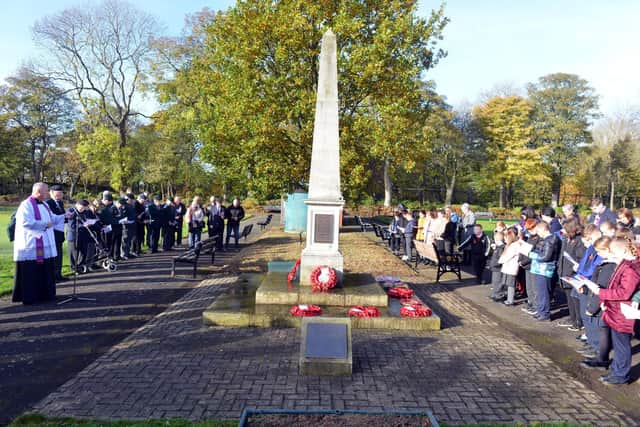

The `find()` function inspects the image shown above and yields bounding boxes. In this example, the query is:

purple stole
[28,196,52,264]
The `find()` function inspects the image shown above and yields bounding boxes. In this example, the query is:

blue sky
[1,0,639,115]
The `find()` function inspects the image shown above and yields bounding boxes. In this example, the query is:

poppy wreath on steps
[387,286,413,299]
[310,265,338,292]
[290,304,323,317]
[348,306,381,318]
[400,303,432,318]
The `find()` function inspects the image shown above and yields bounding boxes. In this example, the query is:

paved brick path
[0,215,270,425]
[35,273,635,425]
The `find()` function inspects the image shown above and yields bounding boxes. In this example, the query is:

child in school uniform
[588,237,640,385]
[488,231,505,300]
[498,229,521,305]
[580,236,617,366]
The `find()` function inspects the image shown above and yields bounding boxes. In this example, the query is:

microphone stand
[58,206,96,305]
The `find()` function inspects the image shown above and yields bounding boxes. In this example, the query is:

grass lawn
[10,414,236,427]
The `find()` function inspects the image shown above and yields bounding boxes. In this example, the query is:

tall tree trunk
[118,121,128,190]
[445,169,456,206]
[551,170,561,208]
[610,180,615,211]
[499,179,506,209]
[383,156,392,207]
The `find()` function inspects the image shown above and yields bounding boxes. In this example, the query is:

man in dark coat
[117,196,137,259]
[147,195,166,253]
[173,196,186,247]
[134,194,148,255]
[162,198,177,251]
[45,184,68,282]
[207,197,226,249]
[225,198,245,249]
[98,193,121,261]
[67,199,101,272]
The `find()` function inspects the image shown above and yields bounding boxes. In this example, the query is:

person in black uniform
[147,195,166,253]
[45,184,68,282]
[117,196,137,259]
[126,194,140,256]
[135,194,148,255]
[98,193,121,261]
[67,199,101,272]
[163,198,176,251]
[173,196,186,247]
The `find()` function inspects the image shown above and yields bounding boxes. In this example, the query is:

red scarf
[28,196,51,264]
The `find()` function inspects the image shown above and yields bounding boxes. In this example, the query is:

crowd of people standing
[11,182,245,306]
[386,197,640,386]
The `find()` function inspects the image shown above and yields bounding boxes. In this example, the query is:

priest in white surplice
[13,182,68,304]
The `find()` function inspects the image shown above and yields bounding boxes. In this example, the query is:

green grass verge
[10,414,236,427]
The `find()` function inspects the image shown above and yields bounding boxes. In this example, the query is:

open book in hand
[563,251,579,267]
[83,218,98,226]
[620,303,640,320]
[561,276,585,290]
[517,241,533,256]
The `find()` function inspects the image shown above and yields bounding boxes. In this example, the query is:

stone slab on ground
[300,317,352,376]
[34,274,635,425]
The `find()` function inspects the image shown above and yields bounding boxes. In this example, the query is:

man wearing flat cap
[45,184,68,282]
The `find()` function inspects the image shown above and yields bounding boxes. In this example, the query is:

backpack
[7,210,17,242]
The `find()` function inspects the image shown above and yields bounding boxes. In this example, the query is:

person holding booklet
[577,237,617,360]
[572,225,603,342]
[579,237,617,367]
[497,229,521,305]
[583,237,640,385]
[558,218,586,331]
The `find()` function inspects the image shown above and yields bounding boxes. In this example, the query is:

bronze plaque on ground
[314,214,334,244]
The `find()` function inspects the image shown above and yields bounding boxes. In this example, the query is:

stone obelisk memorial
[299,29,345,286]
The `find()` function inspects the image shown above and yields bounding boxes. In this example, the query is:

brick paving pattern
[35,274,634,425]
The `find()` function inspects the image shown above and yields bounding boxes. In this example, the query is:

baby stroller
[72,215,118,274]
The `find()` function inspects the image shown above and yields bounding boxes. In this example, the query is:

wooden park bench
[257,214,273,230]
[413,240,462,283]
[240,223,253,240]
[171,236,220,278]
[355,215,374,232]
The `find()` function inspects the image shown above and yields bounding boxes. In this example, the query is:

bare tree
[0,67,75,182]
[32,0,160,187]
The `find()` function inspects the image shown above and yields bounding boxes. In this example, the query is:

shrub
[241,197,260,210]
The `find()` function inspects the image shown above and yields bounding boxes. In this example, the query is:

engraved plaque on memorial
[314,214,334,244]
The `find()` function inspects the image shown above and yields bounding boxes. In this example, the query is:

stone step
[202,273,440,331]
[255,272,389,307]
